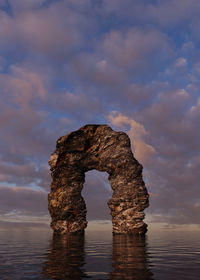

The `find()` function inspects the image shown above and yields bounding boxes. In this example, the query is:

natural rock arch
[48,124,149,235]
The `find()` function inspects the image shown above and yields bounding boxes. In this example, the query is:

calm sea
[0,222,200,280]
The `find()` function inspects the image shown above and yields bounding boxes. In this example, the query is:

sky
[0,0,200,227]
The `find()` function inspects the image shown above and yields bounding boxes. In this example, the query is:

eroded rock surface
[48,124,149,235]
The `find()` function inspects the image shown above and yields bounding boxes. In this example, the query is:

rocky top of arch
[48,124,149,235]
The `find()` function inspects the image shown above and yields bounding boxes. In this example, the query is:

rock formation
[48,124,149,235]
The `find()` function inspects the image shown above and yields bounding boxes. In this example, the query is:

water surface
[0,222,200,279]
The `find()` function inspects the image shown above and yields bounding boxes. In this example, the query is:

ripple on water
[0,225,200,279]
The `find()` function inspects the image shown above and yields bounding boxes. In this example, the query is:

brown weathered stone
[48,124,149,235]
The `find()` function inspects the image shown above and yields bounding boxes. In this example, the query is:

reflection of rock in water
[43,233,89,280]
[110,235,154,280]
[43,232,153,280]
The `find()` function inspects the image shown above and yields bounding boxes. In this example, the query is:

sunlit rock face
[48,124,149,235]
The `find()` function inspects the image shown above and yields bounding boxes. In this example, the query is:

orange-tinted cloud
[107,111,156,164]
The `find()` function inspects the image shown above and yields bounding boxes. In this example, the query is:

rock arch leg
[48,125,149,235]
[48,169,87,234]
[108,170,148,234]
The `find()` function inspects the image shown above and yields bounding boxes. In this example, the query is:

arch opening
[82,170,112,224]
[48,124,149,235]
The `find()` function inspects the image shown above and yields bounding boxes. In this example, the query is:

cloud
[0,159,50,190]
[0,0,91,59]
[102,0,200,28]
[141,89,199,153]
[107,111,156,164]
[48,91,104,122]
[0,186,48,216]
[0,65,47,110]
[189,98,200,118]
[136,86,200,224]
[102,28,172,71]
[73,27,172,87]
[174,57,187,68]
[8,0,47,13]
[0,99,53,164]
[125,83,155,108]
[0,0,199,226]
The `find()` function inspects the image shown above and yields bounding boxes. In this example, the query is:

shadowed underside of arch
[48,124,149,235]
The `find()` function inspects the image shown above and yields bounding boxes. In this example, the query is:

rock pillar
[48,125,149,235]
